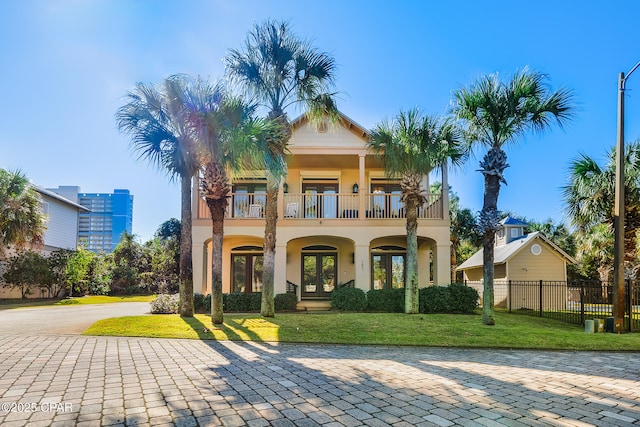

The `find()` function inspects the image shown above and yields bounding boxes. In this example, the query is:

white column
[274,243,288,295]
[358,154,366,220]
[441,162,449,220]
[434,243,451,285]
[354,244,370,291]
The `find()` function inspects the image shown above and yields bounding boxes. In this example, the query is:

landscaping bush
[274,293,298,311]
[150,293,179,314]
[419,284,479,314]
[193,293,211,313]
[223,292,261,312]
[448,283,479,313]
[331,287,367,311]
[419,286,452,313]
[366,288,405,312]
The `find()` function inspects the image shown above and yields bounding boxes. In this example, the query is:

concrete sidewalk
[0,335,639,426]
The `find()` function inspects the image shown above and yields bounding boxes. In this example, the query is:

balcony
[197,192,444,220]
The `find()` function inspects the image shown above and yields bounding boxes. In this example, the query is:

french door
[372,253,405,290]
[232,253,263,293]
[303,182,338,218]
[302,253,337,299]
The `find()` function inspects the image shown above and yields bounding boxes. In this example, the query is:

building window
[301,245,337,299]
[371,246,406,290]
[232,181,266,218]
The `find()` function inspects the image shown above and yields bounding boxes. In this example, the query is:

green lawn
[0,295,156,310]
[82,311,640,351]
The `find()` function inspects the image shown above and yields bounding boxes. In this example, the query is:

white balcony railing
[197,192,443,220]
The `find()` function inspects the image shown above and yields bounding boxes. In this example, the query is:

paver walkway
[0,334,638,426]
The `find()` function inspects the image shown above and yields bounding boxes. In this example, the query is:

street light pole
[613,61,640,323]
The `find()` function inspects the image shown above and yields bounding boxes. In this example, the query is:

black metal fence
[464,280,640,332]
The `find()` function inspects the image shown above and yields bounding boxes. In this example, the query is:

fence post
[539,280,543,317]
[580,281,585,326]
[626,279,632,333]
[508,280,512,313]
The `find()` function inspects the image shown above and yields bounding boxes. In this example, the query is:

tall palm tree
[116,75,201,317]
[184,78,269,324]
[226,19,338,317]
[368,109,465,313]
[452,69,574,325]
[564,141,640,278]
[0,168,45,254]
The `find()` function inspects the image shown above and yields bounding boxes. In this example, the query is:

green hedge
[193,292,298,313]
[366,288,405,312]
[419,283,478,314]
[274,293,298,311]
[331,287,367,311]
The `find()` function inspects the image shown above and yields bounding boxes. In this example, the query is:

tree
[449,190,481,283]
[0,168,45,253]
[452,69,574,325]
[1,250,52,298]
[110,232,147,294]
[183,78,269,324]
[116,75,200,316]
[563,142,640,279]
[226,19,338,318]
[368,109,465,313]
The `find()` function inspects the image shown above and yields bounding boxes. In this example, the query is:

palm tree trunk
[478,147,507,326]
[208,199,225,325]
[179,175,194,317]
[261,182,278,317]
[405,196,419,314]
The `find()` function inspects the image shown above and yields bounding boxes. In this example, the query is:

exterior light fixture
[283,183,288,193]
[352,183,359,194]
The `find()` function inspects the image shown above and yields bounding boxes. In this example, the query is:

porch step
[296,300,332,311]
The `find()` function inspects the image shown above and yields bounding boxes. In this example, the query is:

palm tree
[183,79,269,324]
[116,75,201,317]
[0,168,45,254]
[368,109,465,313]
[563,141,640,278]
[452,69,574,325]
[226,19,338,317]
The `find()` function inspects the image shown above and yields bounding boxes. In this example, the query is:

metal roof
[456,231,575,271]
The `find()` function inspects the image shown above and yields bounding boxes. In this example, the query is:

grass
[0,295,156,310]
[82,310,640,351]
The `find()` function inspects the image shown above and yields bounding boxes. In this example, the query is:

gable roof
[291,110,369,139]
[500,216,528,226]
[35,186,89,211]
[456,231,575,271]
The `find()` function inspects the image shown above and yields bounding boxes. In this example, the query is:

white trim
[299,170,342,178]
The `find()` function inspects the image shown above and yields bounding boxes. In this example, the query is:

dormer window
[511,228,520,238]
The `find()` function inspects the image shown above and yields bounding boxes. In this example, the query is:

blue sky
[2,0,640,242]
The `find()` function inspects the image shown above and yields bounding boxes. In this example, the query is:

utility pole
[613,61,640,324]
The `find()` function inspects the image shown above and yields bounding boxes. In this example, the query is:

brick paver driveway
[0,334,639,426]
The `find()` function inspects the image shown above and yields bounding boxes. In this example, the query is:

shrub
[274,293,298,311]
[419,284,479,314]
[223,292,261,312]
[448,283,479,313]
[331,287,367,311]
[150,293,179,314]
[419,286,452,313]
[366,288,405,312]
[193,293,210,313]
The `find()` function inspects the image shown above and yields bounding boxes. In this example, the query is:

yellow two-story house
[192,111,452,309]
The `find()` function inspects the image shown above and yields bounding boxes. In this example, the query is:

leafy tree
[116,75,200,316]
[452,69,574,325]
[368,109,465,313]
[0,169,45,254]
[563,142,640,279]
[449,190,481,282]
[226,19,338,318]
[110,232,147,294]
[1,250,52,298]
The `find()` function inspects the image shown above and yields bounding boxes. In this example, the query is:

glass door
[302,253,337,299]
[232,253,263,293]
[371,252,405,290]
[303,182,338,218]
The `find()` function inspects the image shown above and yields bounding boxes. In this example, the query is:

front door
[302,253,337,299]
